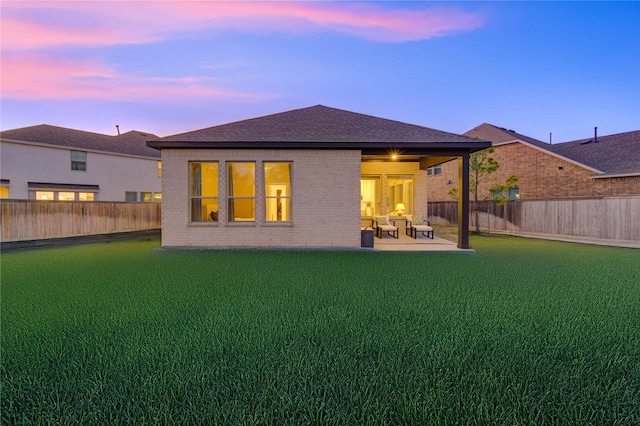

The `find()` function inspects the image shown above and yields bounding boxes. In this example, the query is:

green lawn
[2,235,639,425]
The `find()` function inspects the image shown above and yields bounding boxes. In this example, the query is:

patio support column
[457,152,470,249]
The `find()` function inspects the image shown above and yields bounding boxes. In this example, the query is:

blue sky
[1,1,638,143]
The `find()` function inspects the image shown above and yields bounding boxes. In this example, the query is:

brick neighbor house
[425,123,640,202]
[147,105,491,249]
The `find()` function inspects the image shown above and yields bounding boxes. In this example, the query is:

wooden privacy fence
[1,200,161,242]
[429,196,640,243]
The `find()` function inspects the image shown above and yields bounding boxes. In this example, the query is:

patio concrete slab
[371,232,474,252]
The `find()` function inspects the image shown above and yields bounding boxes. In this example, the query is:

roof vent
[594,126,598,143]
[116,124,121,135]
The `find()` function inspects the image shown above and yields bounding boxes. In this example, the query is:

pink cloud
[1,1,485,51]
[0,53,270,102]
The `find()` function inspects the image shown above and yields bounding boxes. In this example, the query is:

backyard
[1,234,639,425]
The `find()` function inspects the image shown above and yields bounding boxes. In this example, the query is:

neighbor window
[387,175,414,215]
[427,165,442,176]
[228,162,255,222]
[360,176,381,217]
[153,192,162,202]
[58,191,75,201]
[157,161,162,177]
[125,192,138,202]
[71,150,87,171]
[140,192,152,202]
[33,190,94,201]
[190,162,219,222]
[264,162,291,222]
[35,191,55,200]
[0,186,8,199]
[491,188,520,200]
[78,192,94,201]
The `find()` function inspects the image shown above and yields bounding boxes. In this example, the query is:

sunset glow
[1,1,638,141]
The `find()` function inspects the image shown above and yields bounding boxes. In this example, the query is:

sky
[1,1,639,143]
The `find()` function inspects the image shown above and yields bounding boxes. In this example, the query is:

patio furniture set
[372,215,434,239]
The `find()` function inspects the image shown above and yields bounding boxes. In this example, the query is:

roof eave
[146,140,492,152]
[591,172,640,179]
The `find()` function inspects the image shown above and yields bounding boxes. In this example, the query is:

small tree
[448,147,499,232]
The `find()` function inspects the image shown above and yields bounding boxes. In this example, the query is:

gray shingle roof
[1,124,160,159]
[548,130,640,176]
[149,105,490,151]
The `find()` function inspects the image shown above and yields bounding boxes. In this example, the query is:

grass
[1,235,639,425]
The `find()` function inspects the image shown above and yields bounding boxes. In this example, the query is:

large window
[360,177,381,217]
[227,162,255,222]
[387,175,414,215]
[264,162,291,222]
[71,150,87,171]
[190,162,219,222]
[33,191,94,201]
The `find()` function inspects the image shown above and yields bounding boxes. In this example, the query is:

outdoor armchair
[406,215,434,239]
[373,216,398,239]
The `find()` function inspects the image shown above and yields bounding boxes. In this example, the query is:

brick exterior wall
[161,149,361,248]
[426,143,640,201]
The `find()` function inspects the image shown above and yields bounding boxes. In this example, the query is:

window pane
[153,193,162,202]
[387,176,413,215]
[265,197,290,221]
[125,192,138,202]
[79,192,94,201]
[360,177,381,217]
[265,163,291,222]
[508,188,520,200]
[191,163,218,196]
[141,192,152,202]
[36,191,54,200]
[191,198,219,222]
[265,163,291,195]
[0,187,8,199]
[228,163,255,197]
[228,198,255,221]
[58,192,75,201]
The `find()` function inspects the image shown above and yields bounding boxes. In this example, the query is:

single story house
[426,123,640,201]
[1,124,161,201]
[147,105,492,249]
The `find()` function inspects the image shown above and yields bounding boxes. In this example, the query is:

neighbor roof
[548,130,640,176]
[465,123,640,177]
[147,105,491,153]
[1,124,161,159]
[464,123,551,149]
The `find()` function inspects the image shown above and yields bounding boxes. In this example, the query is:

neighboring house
[147,105,491,249]
[1,125,162,201]
[426,123,640,201]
